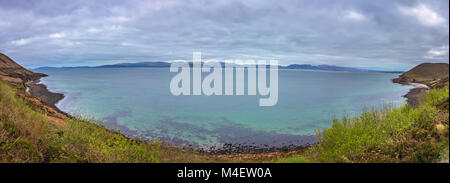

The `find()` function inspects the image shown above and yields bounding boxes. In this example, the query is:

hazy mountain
[279,64,367,72]
[34,61,399,73]
[33,62,376,71]
[97,62,171,68]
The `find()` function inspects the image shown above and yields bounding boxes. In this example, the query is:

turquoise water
[40,68,412,148]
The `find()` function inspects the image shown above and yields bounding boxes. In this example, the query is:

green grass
[425,85,449,107]
[277,85,449,163]
[1,80,160,162]
[52,116,160,163]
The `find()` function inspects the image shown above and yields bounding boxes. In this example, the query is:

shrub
[278,85,449,163]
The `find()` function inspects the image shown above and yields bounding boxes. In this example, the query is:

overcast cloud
[0,0,448,70]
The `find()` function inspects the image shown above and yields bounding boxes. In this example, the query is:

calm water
[40,68,411,148]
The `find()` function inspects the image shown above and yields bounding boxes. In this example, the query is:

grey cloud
[0,0,448,71]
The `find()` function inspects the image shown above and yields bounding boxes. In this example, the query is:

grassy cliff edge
[278,63,449,163]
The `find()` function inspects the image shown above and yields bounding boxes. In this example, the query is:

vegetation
[0,80,160,162]
[277,84,449,163]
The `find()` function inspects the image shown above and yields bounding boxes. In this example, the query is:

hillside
[0,53,46,84]
[392,62,449,108]
[393,63,449,86]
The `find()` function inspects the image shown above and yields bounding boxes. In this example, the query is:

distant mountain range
[97,62,171,68]
[33,62,171,70]
[279,64,367,72]
[33,61,402,73]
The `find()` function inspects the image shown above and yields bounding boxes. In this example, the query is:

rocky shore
[402,87,428,108]
[25,79,65,113]
[7,52,444,156]
[393,76,429,108]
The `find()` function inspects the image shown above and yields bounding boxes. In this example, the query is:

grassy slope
[401,63,449,84]
[277,84,449,163]
[0,80,227,162]
[0,80,160,162]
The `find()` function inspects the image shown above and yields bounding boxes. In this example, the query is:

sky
[0,0,448,71]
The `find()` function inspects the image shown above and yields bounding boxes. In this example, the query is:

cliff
[0,52,64,111]
[0,53,47,84]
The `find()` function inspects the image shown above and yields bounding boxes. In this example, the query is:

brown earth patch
[0,75,23,83]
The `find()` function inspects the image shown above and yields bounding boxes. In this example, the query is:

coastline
[402,82,429,108]
[403,87,428,108]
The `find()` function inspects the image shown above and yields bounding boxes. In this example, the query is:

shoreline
[392,77,430,108]
[403,87,428,108]
[25,78,67,115]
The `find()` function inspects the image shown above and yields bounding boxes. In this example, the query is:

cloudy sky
[0,0,448,71]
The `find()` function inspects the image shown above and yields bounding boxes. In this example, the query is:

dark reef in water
[103,114,317,154]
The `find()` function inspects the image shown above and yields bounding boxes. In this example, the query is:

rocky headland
[1,53,67,124]
[393,63,449,108]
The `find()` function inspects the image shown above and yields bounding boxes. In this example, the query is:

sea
[39,67,412,149]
